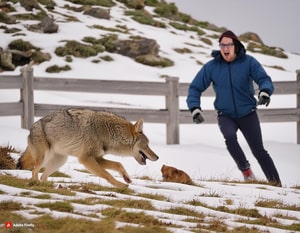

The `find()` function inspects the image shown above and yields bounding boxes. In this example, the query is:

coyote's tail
[16,147,35,170]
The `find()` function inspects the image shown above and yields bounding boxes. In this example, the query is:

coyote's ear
[134,119,144,133]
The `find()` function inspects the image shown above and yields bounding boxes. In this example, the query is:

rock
[239,32,264,44]
[27,15,59,33]
[0,11,16,24]
[0,51,15,70]
[40,15,58,33]
[83,7,110,20]
[20,0,40,11]
[127,0,144,10]
[116,37,159,58]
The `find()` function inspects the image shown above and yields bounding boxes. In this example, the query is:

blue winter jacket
[186,49,274,118]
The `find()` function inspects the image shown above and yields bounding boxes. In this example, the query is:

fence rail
[1,66,300,144]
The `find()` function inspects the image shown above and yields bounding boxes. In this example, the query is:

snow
[0,1,300,232]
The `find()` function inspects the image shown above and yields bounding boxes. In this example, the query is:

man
[186,30,282,187]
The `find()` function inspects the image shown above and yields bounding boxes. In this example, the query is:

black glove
[192,108,204,124]
[258,91,270,107]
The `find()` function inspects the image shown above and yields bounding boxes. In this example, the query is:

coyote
[17,109,159,188]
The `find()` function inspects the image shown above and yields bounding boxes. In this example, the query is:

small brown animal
[161,164,193,185]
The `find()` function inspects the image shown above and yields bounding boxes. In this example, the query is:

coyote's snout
[17,109,159,188]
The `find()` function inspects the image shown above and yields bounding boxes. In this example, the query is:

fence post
[20,65,34,129]
[297,70,300,144]
[165,77,179,144]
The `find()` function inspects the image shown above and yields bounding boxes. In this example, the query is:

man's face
[219,37,236,62]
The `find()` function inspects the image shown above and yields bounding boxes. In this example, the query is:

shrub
[247,42,288,58]
[153,2,178,19]
[46,64,71,73]
[0,145,18,169]
[125,9,166,28]
[8,39,40,51]
[55,40,102,57]
[65,0,115,7]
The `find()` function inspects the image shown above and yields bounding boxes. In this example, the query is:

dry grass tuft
[0,145,19,169]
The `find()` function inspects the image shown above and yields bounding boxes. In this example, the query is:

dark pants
[218,111,281,185]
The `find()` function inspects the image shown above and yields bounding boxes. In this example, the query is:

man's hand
[192,108,204,124]
[258,91,270,106]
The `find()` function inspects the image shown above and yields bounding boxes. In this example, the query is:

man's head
[219,30,244,62]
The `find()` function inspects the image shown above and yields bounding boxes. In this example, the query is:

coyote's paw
[117,182,129,188]
[123,174,132,183]
[111,179,129,188]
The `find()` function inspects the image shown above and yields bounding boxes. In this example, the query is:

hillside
[0,0,300,233]
[1,0,296,81]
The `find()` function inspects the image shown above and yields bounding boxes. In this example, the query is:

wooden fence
[1,66,300,144]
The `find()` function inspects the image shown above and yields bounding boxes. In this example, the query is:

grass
[0,213,133,233]
[90,24,128,33]
[255,199,300,211]
[0,145,18,169]
[74,198,156,211]
[291,184,300,189]
[19,191,52,199]
[55,40,103,58]
[0,147,298,233]
[35,201,74,213]
[0,174,75,196]
[100,55,114,61]
[0,201,23,211]
[163,206,205,219]
[8,39,41,51]
[197,219,228,232]
[239,216,300,231]
[125,9,166,28]
[68,182,134,195]
[136,193,167,201]
[66,0,115,7]
[45,64,71,73]
[101,208,170,228]
[169,22,205,36]
[247,42,288,58]
[0,171,299,232]
[186,199,262,218]
[100,199,155,210]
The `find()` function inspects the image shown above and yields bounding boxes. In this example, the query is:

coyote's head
[132,119,159,165]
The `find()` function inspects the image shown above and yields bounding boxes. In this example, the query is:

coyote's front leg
[79,156,129,188]
[95,157,132,184]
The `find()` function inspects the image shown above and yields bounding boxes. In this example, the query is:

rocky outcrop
[0,39,51,71]
[0,49,15,71]
[27,15,59,33]
[0,11,16,24]
[116,37,159,58]
[126,0,145,9]
[20,0,41,11]
[83,7,110,20]
[105,36,173,67]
